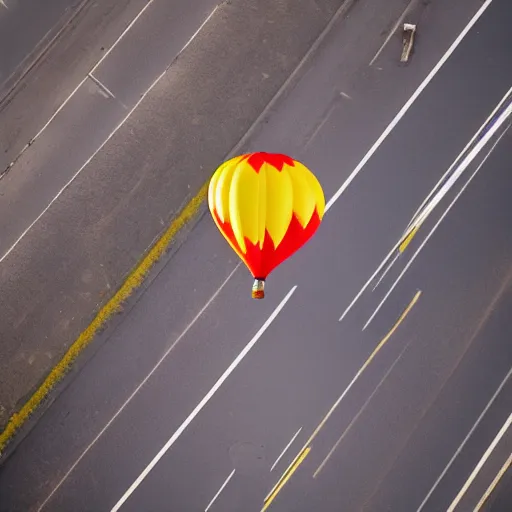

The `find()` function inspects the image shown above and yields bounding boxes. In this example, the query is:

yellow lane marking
[475,452,512,511]
[375,288,421,345]
[308,289,422,445]
[0,181,209,455]
[399,225,420,253]
[260,290,421,509]
[262,447,311,512]
[313,339,411,479]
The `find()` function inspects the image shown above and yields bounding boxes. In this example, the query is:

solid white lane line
[90,0,157,75]
[405,85,512,232]
[0,65,163,263]
[448,413,512,512]
[178,5,218,55]
[313,339,411,478]
[474,452,512,511]
[416,367,512,512]
[407,100,512,234]
[0,6,219,264]
[372,252,400,292]
[362,123,509,331]
[12,0,217,155]
[339,90,512,321]
[339,244,400,322]
[343,98,511,323]
[270,427,303,472]
[17,0,158,152]
[204,469,236,512]
[324,0,493,213]
[37,264,240,512]
[20,77,88,150]
[110,286,297,512]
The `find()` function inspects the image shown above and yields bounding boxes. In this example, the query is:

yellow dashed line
[399,225,419,253]
[0,181,209,455]
[262,447,311,511]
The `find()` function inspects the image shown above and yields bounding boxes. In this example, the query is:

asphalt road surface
[0,0,80,93]
[1,0,511,511]
[0,0,218,256]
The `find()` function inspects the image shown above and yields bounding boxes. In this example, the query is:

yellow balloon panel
[211,158,238,224]
[287,165,316,228]
[293,161,325,223]
[229,162,263,252]
[262,162,293,248]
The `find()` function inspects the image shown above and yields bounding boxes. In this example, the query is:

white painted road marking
[270,427,303,472]
[417,367,512,512]
[0,5,219,263]
[448,413,512,512]
[110,286,297,512]
[340,87,511,324]
[1,66,166,264]
[14,0,158,159]
[368,87,512,295]
[204,469,236,512]
[403,94,512,241]
[363,116,511,330]
[405,85,512,233]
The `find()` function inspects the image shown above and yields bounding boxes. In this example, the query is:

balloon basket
[252,279,265,299]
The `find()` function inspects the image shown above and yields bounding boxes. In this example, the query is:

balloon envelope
[208,152,325,298]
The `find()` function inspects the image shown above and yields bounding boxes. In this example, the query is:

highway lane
[98,1,512,509]
[1,0,511,511]
[289,135,512,512]
[0,0,218,258]
[0,0,153,172]
[109,37,512,509]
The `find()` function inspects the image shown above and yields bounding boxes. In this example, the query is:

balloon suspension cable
[252,279,265,299]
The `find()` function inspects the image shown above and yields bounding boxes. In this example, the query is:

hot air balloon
[208,152,325,299]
